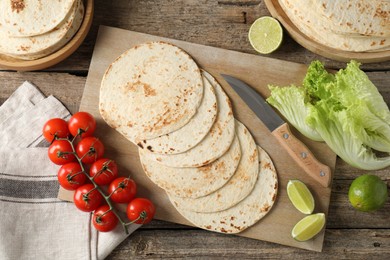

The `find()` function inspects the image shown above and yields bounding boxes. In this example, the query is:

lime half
[248,16,283,54]
[292,213,326,242]
[287,180,315,214]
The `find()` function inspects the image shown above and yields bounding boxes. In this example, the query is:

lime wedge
[287,180,315,214]
[248,16,283,54]
[292,213,326,242]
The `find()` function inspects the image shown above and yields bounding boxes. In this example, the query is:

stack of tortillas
[279,0,390,52]
[0,0,84,60]
[99,41,278,234]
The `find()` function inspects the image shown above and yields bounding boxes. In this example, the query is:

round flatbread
[139,72,218,154]
[280,0,390,52]
[140,134,241,198]
[143,71,235,167]
[171,145,278,234]
[313,0,390,38]
[99,41,204,141]
[0,0,84,60]
[0,0,76,37]
[169,120,258,212]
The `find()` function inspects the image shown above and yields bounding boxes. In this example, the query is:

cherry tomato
[92,205,118,232]
[74,184,103,212]
[89,158,118,186]
[57,162,86,190]
[109,177,137,203]
[48,140,76,165]
[76,137,104,164]
[43,118,70,142]
[126,198,155,224]
[68,112,96,138]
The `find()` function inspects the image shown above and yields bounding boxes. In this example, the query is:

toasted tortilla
[314,0,390,37]
[139,134,241,199]
[171,145,278,234]
[139,72,218,155]
[142,71,235,167]
[0,0,84,60]
[0,0,76,37]
[280,0,390,51]
[169,120,258,213]
[99,41,204,141]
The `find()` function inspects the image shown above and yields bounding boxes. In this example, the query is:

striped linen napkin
[0,82,139,260]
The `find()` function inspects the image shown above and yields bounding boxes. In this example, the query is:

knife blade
[221,74,331,187]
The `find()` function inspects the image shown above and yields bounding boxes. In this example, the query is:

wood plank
[21,0,390,72]
[106,229,390,259]
[0,72,85,113]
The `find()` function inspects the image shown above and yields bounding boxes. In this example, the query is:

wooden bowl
[0,0,94,71]
[264,0,390,63]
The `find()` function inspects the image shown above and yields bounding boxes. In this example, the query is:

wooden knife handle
[272,123,331,187]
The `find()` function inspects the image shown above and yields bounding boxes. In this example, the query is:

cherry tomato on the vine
[109,177,137,204]
[92,204,118,232]
[57,162,86,190]
[43,118,70,142]
[48,140,76,165]
[68,112,96,138]
[89,158,118,186]
[74,184,103,212]
[76,137,104,164]
[126,198,155,224]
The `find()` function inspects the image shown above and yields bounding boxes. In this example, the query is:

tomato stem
[63,136,134,234]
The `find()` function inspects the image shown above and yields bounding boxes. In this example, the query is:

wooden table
[1,1,389,258]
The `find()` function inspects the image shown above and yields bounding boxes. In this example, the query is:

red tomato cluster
[43,112,155,232]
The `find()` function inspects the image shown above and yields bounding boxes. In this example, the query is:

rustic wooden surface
[1,0,389,258]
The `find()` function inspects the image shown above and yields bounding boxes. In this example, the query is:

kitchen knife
[221,74,331,187]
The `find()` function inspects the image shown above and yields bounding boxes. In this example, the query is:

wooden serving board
[59,26,337,252]
[264,0,390,63]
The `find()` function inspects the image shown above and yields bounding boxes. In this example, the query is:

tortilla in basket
[0,0,76,37]
[0,0,84,60]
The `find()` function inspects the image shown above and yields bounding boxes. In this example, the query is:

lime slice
[287,180,315,214]
[292,213,326,242]
[248,16,283,54]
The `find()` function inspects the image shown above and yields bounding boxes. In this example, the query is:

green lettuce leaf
[267,60,390,170]
[334,60,390,123]
[267,85,323,142]
[307,100,390,170]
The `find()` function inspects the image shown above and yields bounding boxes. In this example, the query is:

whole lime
[348,174,388,212]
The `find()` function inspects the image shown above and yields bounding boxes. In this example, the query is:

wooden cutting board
[58,26,337,252]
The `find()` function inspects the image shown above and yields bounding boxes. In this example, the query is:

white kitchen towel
[0,82,139,260]
[0,81,45,123]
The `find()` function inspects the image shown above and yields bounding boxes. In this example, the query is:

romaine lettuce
[267,60,390,170]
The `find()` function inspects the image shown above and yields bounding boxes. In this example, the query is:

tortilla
[139,134,241,199]
[169,120,258,213]
[0,0,76,37]
[171,145,278,234]
[0,0,84,60]
[139,72,218,155]
[142,71,235,167]
[280,0,390,51]
[313,0,390,37]
[99,41,204,141]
